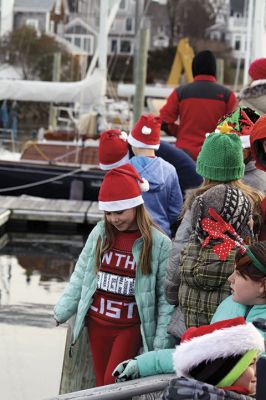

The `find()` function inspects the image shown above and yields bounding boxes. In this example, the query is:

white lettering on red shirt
[88,229,141,325]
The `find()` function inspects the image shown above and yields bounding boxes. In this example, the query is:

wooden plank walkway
[0,196,103,226]
[0,208,11,226]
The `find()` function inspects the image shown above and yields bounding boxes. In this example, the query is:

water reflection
[0,232,85,400]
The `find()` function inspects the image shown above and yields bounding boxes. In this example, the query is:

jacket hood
[130,156,167,191]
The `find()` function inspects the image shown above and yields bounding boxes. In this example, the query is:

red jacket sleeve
[226,91,238,114]
[160,90,180,136]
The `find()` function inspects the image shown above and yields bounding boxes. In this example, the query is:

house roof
[14,0,55,12]
[64,17,98,36]
[207,22,227,33]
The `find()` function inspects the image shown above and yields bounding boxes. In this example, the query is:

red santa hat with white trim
[98,163,149,211]
[128,114,161,150]
[173,317,264,388]
[98,129,129,170]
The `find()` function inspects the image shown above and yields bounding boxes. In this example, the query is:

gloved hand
[112,359,139,382]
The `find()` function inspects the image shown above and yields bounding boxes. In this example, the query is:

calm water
[0,232,84,400]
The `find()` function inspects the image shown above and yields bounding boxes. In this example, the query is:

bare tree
[166,0,184,47]
[167,0,223,42]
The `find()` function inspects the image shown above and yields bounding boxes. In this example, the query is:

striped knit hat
[191,184,253,243]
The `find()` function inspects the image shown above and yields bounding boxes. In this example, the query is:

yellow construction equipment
[167,38,194,86]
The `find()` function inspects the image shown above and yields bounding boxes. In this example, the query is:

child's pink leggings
[87,318,142,386]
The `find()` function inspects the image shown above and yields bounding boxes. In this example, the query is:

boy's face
[233,357,257,395]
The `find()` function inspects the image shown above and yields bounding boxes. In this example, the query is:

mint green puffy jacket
[54,220,175,351]
[134,295,266,377]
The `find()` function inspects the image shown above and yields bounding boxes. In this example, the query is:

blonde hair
[95,204,160,275]
[182,179,263,231]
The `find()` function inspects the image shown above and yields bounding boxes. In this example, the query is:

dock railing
[46,374,174,400]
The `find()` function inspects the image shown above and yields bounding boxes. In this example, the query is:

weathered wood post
[59,319,95,393]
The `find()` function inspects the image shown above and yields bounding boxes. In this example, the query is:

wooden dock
[0,195,103,227]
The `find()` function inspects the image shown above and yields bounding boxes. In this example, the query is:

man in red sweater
[160,50,237,160]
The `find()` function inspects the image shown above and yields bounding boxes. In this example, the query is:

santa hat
[98,129,129,170]
[216,107,260,149]
[173,317,264,388]
[128,114,161,150]
[98,163,149,211]
[248,58,266,81]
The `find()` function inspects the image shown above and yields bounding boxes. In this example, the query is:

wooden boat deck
[0,196,103,226]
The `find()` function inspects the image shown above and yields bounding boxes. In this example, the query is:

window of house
[64,34,94,54]
[110,39,118,53]
[26,19,39,31]
[235,38,241,50]
[119,0,127,10]
[84,37,92,53]
[125,17,133,32]
[74,36,81,47]
[120,40,132,54]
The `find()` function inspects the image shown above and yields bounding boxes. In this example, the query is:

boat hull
[0,160,104,201]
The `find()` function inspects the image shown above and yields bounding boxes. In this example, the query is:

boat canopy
[0,69,105,104]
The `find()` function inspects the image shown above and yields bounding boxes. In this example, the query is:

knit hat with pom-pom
[98,163,149,211]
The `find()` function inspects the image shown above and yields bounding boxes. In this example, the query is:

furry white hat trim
[99,195,144,211]
[128,133,160,150]
[99,152,130,170]
[173,323,264,377]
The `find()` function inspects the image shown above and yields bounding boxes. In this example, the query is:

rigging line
[0,167,83,193]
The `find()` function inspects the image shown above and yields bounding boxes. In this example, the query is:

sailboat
[0,0,122,201]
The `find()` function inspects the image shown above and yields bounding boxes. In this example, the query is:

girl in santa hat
[54,163,175,386]
[113,241,266,390]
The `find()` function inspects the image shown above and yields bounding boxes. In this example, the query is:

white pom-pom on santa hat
[139,177,149,192]
[99,163,149,211]
[141,125,152,135]
[119,131,128,142]
[128,114,161,149]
